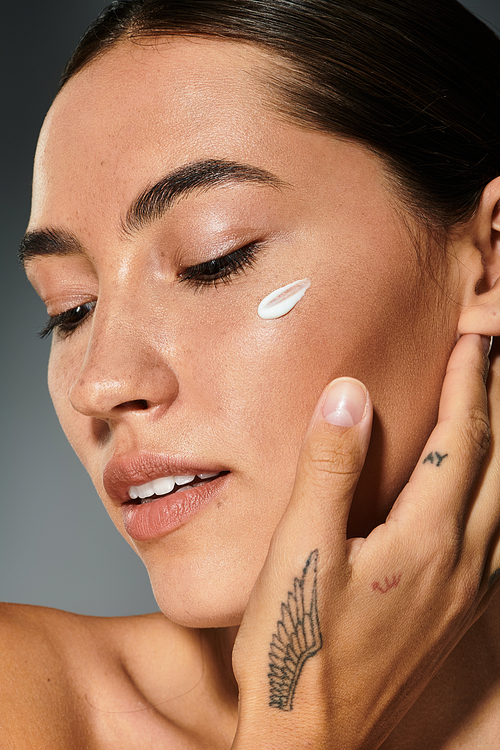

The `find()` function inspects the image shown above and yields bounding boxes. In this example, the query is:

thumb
[233,377,373,712]
[272,377,373,568]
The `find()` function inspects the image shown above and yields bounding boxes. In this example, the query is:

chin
[146,557,254,629]
[152,587,247,629]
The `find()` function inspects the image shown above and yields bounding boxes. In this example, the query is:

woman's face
[26,37,462,626]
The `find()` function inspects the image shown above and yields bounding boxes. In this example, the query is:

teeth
[138,482,156,499]
[174,475,196,486]
[151,476,176,496]
[128,472,221,501]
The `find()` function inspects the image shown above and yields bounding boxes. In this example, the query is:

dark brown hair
[61,0,500,232]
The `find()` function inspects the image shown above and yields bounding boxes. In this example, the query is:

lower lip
[121,474,230,541]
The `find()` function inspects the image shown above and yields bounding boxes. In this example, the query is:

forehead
[28,34,397,259]
[49,36,269,139]
[29,38,284,228]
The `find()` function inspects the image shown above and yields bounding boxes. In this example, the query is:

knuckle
[431,541,480,604]
[457,408,490,458]
[302,436,362,478]
[447,564,481,619]
[408,517,463,575]
[412,531,455,575]
[432,533,463,573]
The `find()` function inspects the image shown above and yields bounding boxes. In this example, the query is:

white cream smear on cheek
[257,278,311,320]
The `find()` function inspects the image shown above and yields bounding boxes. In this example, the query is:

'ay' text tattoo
[423,451,448,467]
[372,573,402,594]
[268,549,322,711]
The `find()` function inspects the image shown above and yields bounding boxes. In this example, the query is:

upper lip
[103,452,229,505]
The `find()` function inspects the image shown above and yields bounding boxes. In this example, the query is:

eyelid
[178,241,262,289]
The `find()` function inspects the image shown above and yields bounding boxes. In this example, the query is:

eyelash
[38,301,96,340]
[38,242,261,339]
[179,242,260,290]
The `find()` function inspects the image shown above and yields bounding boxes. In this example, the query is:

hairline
[59,29,457,245]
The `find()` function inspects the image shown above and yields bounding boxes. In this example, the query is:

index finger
[388,333,491,538]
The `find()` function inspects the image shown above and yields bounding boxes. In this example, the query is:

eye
[37,243,261,337]
[179,242,260,290]
[38,301,96,340]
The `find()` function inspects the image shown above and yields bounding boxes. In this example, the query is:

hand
[231,333,500,750]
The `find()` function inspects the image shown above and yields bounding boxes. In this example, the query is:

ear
[457,175,500,337]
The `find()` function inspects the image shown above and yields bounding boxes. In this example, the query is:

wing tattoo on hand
[268,549,322,711]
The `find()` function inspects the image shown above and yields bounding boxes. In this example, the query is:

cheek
[47,338,94,471]
[190,243,454,532]
[48,344,71,430]
[176,290,319,468]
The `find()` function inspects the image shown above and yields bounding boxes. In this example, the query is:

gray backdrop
[2,1,500,617]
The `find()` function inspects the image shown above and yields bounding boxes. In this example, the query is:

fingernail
[322,379,367,426]
[482,335,493,356]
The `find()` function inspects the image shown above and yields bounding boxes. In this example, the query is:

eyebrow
[19,158,286,266]
[19,228,84,267]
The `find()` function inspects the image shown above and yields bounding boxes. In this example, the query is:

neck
[200,625,240,706]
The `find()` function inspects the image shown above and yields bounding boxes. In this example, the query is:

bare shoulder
[0,602,93,747]
[0,604,202,748]
[0,602,187,677]
[0,601,80,677]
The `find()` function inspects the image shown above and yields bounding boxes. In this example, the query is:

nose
[68,304,179,421]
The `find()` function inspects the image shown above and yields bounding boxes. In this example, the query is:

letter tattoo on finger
[268,550,322,711]
[423,451,448,467]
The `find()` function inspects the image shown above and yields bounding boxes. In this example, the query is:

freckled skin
[26,37,464,629]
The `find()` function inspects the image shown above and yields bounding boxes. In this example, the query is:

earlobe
[457,176,500,337]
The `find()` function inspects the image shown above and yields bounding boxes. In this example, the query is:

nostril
[116,399,150,412]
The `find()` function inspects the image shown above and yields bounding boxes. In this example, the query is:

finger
[468,336,500,582]
[269,377,373,571]
[233,378,373,716]
[387,334,490,539]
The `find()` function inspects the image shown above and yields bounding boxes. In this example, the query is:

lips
[103,453,228,504]
[103,452,231,541]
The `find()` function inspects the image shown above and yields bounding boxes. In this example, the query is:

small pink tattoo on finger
[372,574,402,594]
